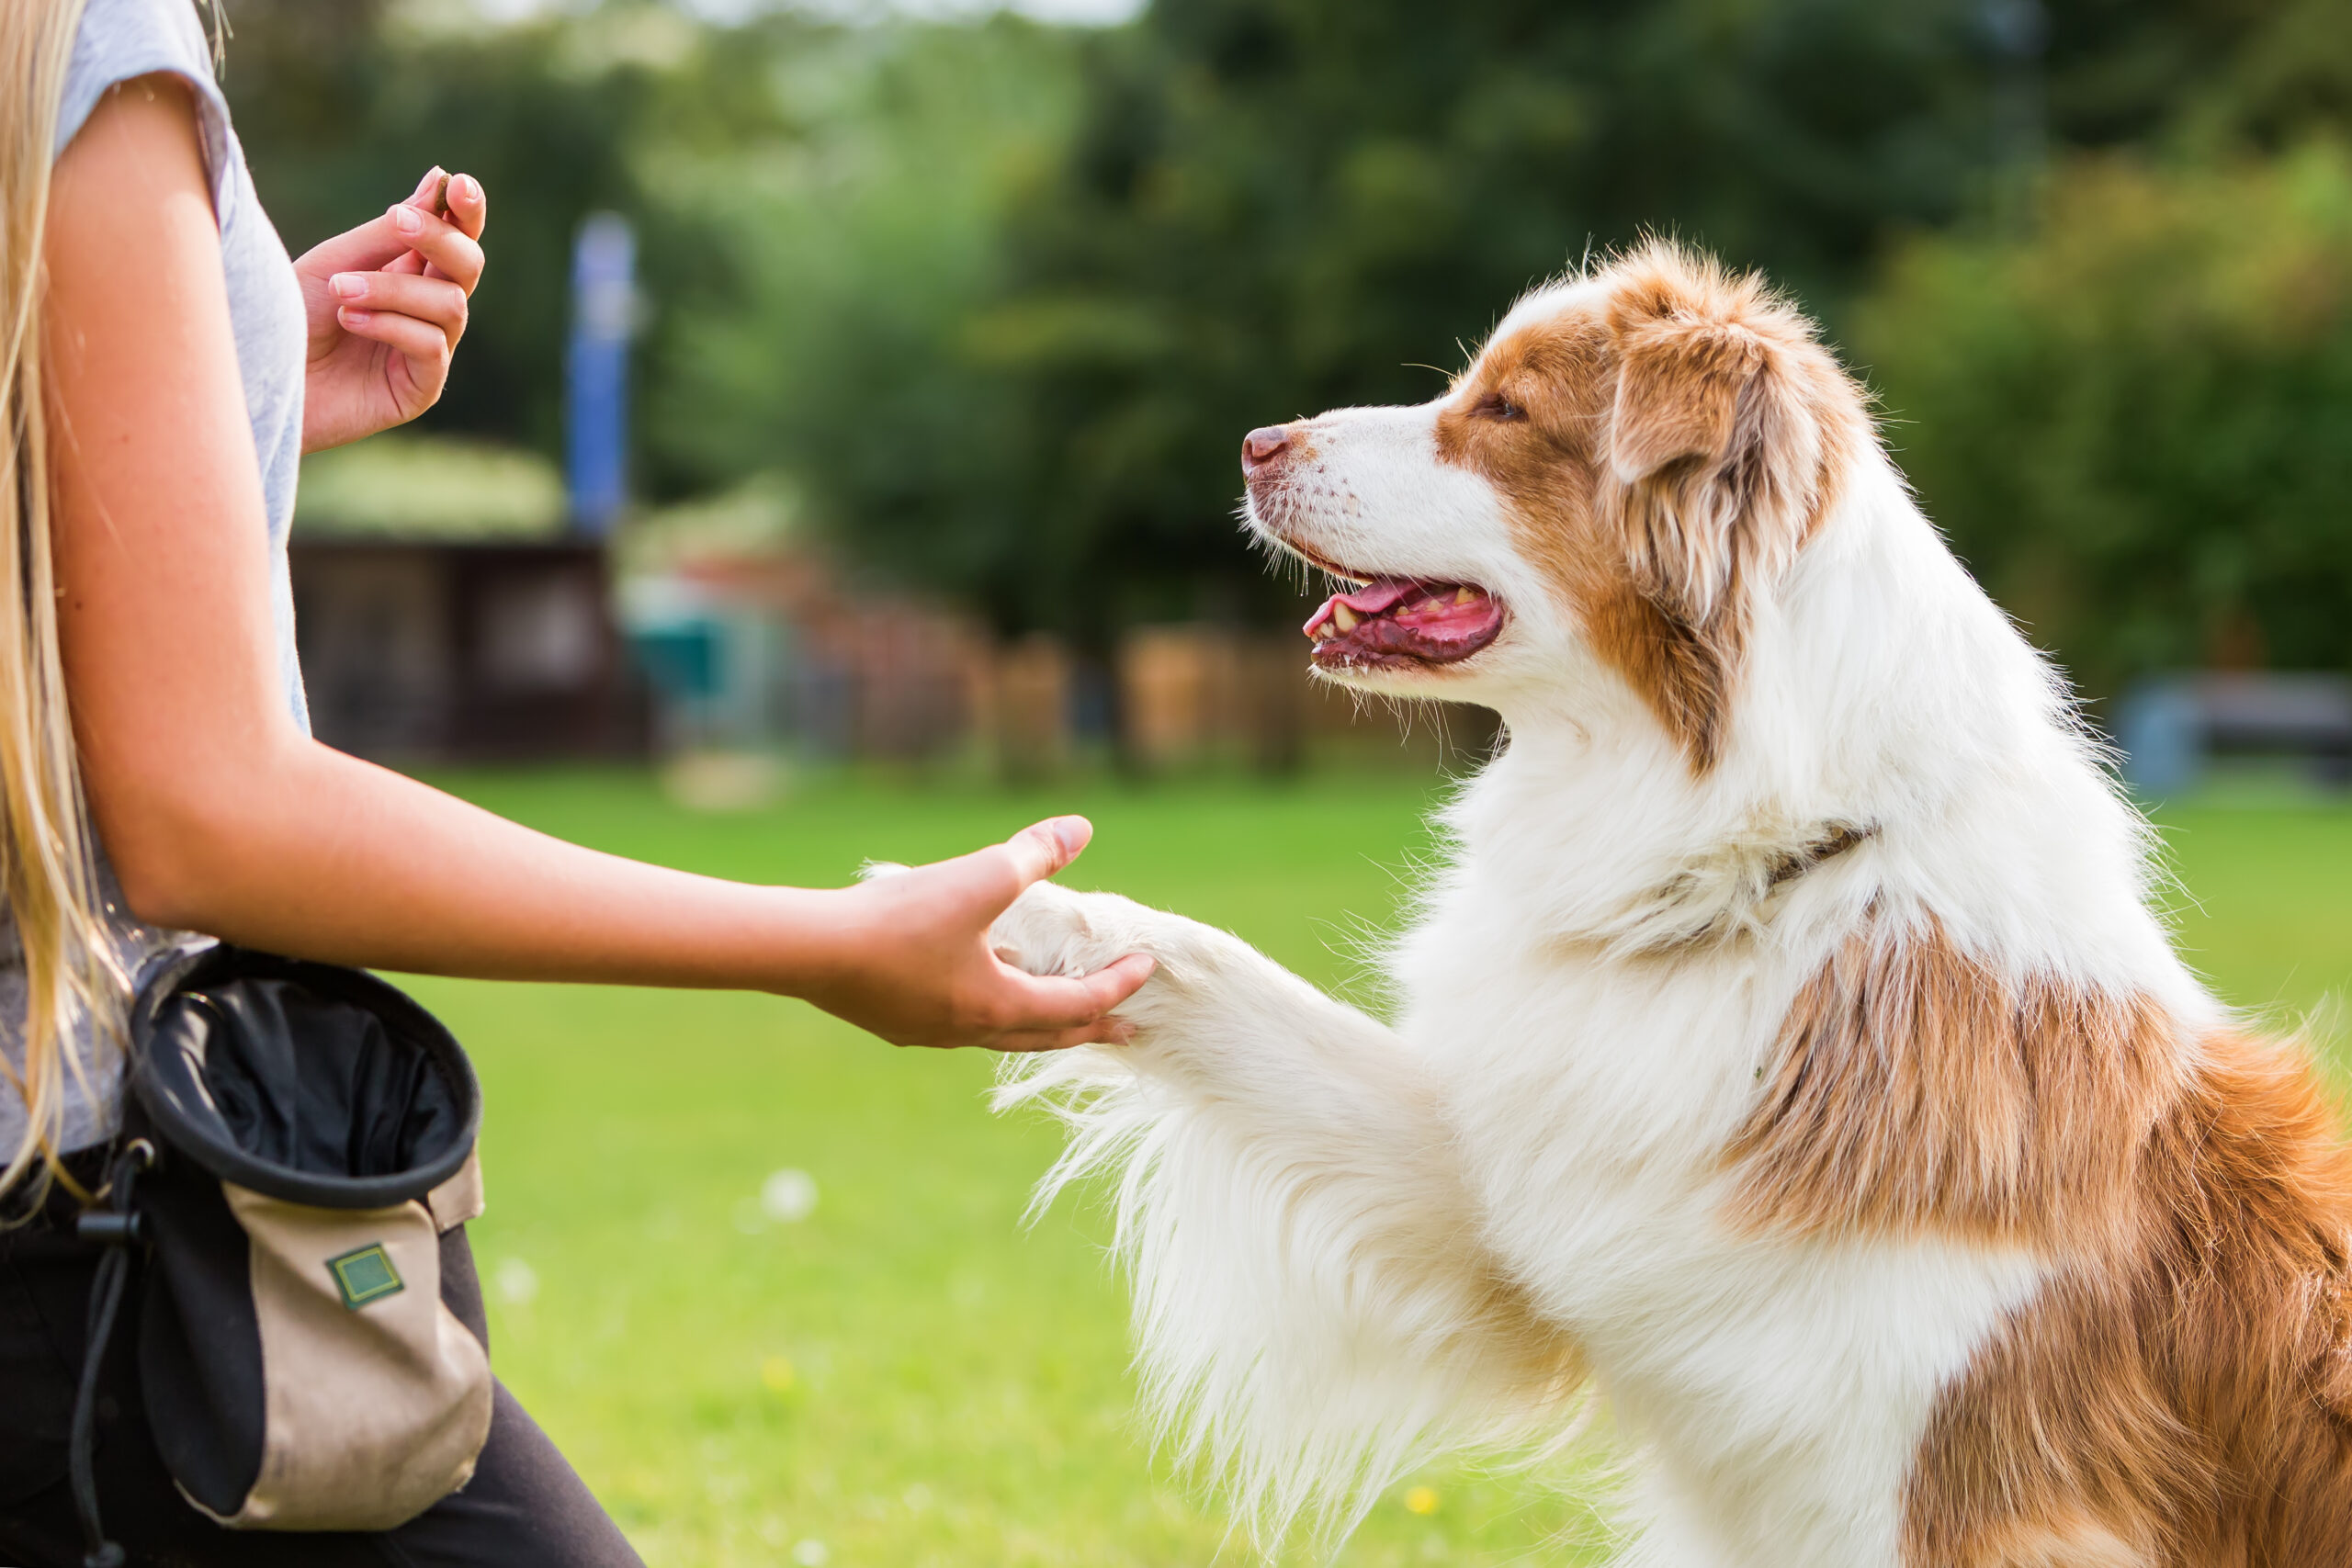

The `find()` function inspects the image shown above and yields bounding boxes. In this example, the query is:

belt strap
[68,1137,153,1568]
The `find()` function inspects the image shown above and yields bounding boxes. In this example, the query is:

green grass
[402,769,2352,1567]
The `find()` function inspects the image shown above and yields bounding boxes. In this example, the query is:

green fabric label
[328,1244,405,1310]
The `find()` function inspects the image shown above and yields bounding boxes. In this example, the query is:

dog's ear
[1603,282,1824,626]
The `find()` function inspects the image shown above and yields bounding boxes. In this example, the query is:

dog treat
[434,173,451,218]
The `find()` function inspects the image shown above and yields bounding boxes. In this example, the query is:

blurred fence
[2115,673,2352,797]
[293,538,644,761]
[620,554,1486,776]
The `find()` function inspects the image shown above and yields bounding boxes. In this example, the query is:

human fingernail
[412,166,443,197]
[453,174,480,205]
[331,273,366,299]
[390,204,422,235]
[1051,817,1091,857]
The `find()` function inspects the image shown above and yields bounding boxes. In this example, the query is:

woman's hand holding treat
[295,166,489,453]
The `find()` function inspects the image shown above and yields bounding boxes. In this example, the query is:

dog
[989,241,2352,1567]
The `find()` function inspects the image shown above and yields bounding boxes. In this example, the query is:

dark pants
[0,1192,643,1568]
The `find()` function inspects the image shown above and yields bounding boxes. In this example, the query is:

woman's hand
[295,167,488,454]
[804,818,1156,1052]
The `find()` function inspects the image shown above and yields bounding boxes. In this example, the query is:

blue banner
[566,212,635,536]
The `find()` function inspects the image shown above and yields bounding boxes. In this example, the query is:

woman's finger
[443,172,488,243]
[939,816,1092,920]
[992,953,1155,1032]
[330,272,468,343]
[990,1019,1136,1054]
[998,817,1092,897]
[334,306,450,373]
[384,203,486,294]
[1077,951,1156,1011]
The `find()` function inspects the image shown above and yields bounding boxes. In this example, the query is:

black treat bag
[71,945,492,1562]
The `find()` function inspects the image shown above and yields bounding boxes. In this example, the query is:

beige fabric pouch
[189,1174,492,1529]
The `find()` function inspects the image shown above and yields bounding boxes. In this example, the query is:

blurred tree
[2186,0,2352,152]
[2046,0,2352,152]
[642,15,1083,555]
[1858,145,2352,696]
[222,0,793,468]
[871,0,2025,641]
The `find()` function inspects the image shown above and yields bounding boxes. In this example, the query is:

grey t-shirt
[0,0,311,1156]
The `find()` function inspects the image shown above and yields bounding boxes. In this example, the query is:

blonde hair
[1,0,131,1202]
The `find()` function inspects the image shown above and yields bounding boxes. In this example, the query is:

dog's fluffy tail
[998,1038,1588,1548]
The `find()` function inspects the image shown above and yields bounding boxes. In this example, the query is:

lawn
[404,767,2352,1568]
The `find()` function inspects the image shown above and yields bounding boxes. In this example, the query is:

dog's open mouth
[1302,578,1506,670]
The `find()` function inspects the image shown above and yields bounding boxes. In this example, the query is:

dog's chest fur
[1397,828,2046,1566]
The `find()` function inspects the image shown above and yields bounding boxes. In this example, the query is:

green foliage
[1857,144,2352,694]
[2164,0,2352,152]
[227,1,798,465]
[641,17,1084,565]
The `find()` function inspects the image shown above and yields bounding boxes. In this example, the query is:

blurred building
[619,548,989,762]
[288,433,642,763]
[294,537,636,761]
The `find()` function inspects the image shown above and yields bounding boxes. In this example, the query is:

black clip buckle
[73,1211,144,1247]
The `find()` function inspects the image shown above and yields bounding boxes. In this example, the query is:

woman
[0,2,1152,1562]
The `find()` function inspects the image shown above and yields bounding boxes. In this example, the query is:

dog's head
[1242,242,1870,771]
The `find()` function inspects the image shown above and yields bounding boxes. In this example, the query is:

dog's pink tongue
[1334,580,1419,617]
[1303,579,1416,638]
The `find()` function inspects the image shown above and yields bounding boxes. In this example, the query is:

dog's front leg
[991,883,1583,1541]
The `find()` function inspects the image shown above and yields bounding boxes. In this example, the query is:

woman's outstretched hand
[295,166,488,453]
[805,818,1155,1053]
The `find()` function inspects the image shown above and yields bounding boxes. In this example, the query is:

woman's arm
[43,78,1149,1052]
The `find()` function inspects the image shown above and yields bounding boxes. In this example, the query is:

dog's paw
[993,886,1260,1043]
[990,882,1163,981]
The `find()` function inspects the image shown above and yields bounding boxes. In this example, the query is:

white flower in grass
[494,1258,538,1307]
[761,1168,819,1224]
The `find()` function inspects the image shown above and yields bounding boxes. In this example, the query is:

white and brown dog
[990,242,2352,1567]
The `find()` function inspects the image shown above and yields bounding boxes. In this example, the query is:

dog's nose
[1241,425,1294,473]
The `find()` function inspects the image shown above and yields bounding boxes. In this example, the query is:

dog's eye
[1471,391,1525,422]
